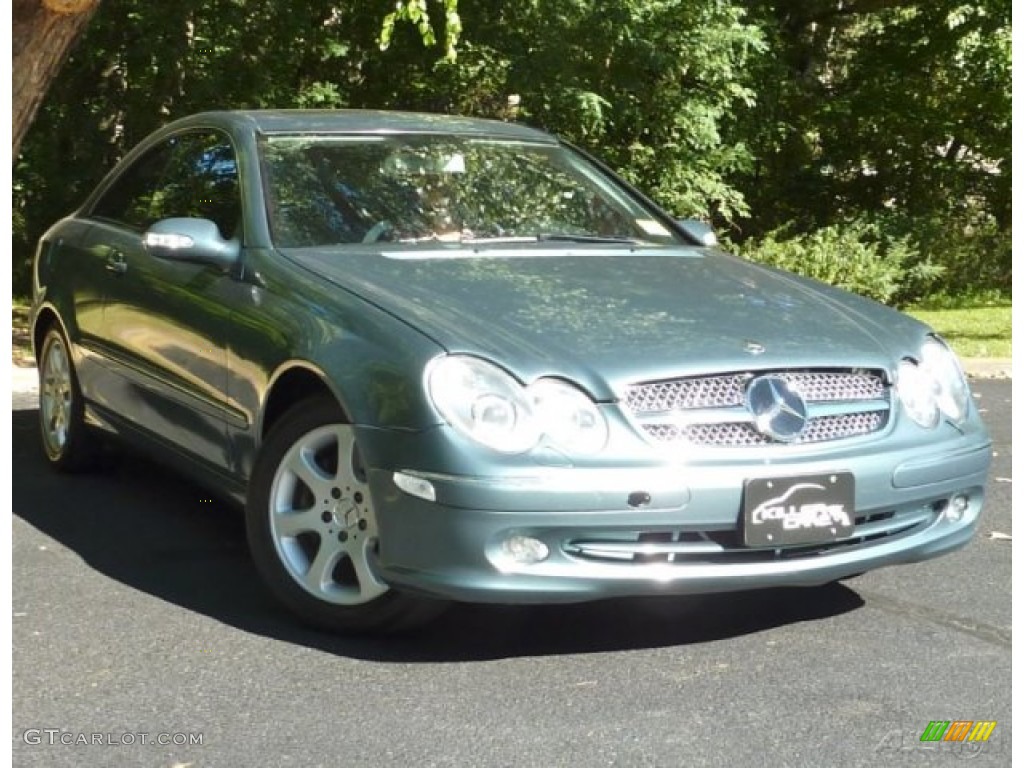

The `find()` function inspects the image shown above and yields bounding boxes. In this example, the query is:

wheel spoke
[303,538,343,594]
[52,348,66,376]
[285,445,332,498]
[333,425,367,486]
[347,538,388,600]
[273,507,323,538]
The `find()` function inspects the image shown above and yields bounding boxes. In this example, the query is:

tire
[37,325,97,472]
[246,395,446,633]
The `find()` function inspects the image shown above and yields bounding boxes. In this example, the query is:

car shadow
[13,408,865,662]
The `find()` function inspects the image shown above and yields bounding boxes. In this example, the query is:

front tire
[246,396,445,633]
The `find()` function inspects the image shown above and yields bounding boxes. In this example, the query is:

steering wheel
[362,220,392,244]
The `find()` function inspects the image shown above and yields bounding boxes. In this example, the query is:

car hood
[283,245,929,400]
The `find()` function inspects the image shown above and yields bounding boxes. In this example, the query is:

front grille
[625,370,886,413]
[563,504,940,565]
[626,374,747,412]
[624,368,891,448]
[642,411,885,447]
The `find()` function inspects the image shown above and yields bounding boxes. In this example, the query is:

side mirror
[676,219,718,247]
[143,218,240,270]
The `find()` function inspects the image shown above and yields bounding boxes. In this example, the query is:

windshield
[258,134,682,248]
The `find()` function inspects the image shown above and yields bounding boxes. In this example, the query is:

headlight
[427,356,608,455]
[427,356,539,453]
[896,337,971,429]
[919,337,970,424]
[896,360,939,429]
[528,378,608,455]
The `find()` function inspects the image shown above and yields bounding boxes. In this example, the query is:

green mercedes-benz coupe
[32,110,992,632]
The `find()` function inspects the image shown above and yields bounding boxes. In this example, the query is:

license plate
[743,472,855,548]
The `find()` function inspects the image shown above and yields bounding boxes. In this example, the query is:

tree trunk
[13,0,100,158]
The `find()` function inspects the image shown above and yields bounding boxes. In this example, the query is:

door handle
[105,251,127,275]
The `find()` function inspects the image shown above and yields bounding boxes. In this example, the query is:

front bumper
[362,428,992,604]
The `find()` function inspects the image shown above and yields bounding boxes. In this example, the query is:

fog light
[946,494,969,521]
[502,535,549,564]
[393,471,436,502]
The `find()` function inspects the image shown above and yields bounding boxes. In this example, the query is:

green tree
[13,0,461,291]
[16,0,1008,302]
[14,0,765,295]
[390,2,766,221]
[729,0,1011,297]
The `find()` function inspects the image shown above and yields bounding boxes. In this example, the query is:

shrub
[875,209,1010,302]
[734,220,944,306]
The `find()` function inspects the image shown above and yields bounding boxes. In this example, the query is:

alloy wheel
[267,424,389,606]
[40,334,74,457]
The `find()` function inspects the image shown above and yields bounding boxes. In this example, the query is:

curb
[961,358,1012,379]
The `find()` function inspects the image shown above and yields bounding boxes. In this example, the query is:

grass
[906,303,1012,359]
[9,297,1011,366]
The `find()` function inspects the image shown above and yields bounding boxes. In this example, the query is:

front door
[82,130,245,470]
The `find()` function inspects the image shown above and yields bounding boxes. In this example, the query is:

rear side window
[90,131,241,239]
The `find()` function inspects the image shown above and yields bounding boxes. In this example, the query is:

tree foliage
[730,0,1011,298]
[13,0,1011,303]
[736,219,944,306]
[379,0,462,61]
[432,3,765,222]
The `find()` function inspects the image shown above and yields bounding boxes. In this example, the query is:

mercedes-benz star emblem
[745,375,808,442]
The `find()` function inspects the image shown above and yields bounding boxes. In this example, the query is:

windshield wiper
[458,235,540,245]
[536,233,646,245]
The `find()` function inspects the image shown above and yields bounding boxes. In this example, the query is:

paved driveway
[12,380,1011,767]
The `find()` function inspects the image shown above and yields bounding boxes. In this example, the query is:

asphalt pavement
[11,375,1012,767]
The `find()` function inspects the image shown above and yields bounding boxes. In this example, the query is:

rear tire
[246,395,446,633]
[37,326,97,472]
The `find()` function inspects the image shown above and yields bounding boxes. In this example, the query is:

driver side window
[90,131,241,240]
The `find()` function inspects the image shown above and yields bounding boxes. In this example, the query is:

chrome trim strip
[631,398,889,427]
[565,540,723,559]
[563,507,937,563]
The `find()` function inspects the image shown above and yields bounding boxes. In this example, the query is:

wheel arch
[259,362,351,442]
[32,303,70,361]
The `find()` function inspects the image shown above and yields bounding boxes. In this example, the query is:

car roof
[174,109,558,143]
